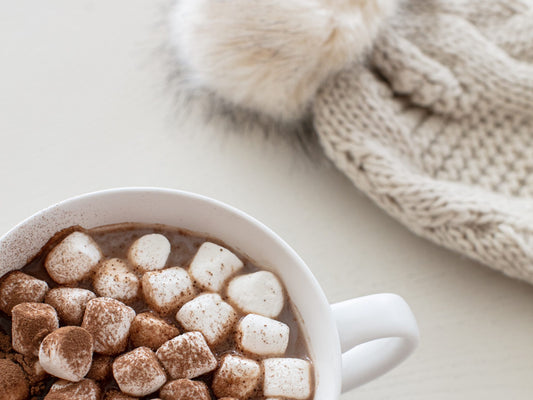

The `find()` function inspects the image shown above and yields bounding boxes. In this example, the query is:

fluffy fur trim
[170,0,398,122]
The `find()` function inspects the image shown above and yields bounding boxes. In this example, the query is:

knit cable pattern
[314,0,533,282]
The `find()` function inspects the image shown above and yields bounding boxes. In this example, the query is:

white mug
[0,187,419,398]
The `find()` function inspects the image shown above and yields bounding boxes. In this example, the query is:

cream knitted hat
[169,0,533,284]
[314,0,533,283]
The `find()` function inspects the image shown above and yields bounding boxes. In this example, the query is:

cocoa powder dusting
[0,358,30,399]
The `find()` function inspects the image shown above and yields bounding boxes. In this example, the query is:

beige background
[2,1,533,399]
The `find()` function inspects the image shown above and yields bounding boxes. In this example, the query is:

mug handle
[331,293,420,393]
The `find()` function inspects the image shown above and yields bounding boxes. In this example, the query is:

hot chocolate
[0,222,314,399]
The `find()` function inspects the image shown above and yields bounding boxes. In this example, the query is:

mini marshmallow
[12,302,59,356]
[156,332,216,379]
[87,354,113,381]
[159,379,210,400]
[45,287,96,325]
[130,312,180,350]
[142,267,196,315]
[45,231,103,285]
[45,379,101,400]
[188,242,243,292]
[227,271,284,318]
[93,258,139,303]
[237,314,289,356]
[113,347,167,396]
[263,358,312,400]
[212,354,261,399]
[176,293,238,346]
[128,233,171,272]
[81,297,135,355]
[0,359,29,400]
[39,326,93,382]
[0,271,49,316]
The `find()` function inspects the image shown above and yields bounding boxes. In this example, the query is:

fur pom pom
[170,0,399,122]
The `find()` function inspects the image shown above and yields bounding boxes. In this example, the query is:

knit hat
[169,0,533,284]
[314,0,533,283]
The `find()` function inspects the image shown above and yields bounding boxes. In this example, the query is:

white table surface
[2,1,533,399]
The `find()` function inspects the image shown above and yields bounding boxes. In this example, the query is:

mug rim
[0,187,342,398]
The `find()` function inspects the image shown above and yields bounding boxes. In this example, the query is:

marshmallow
[227,271,284,318]
[130,312,180,350]
[159,379,210,400]
[128,233,171,272]
[176,293,237,346]
[45,287,96,325]
[12,302,59,356]
[237,314,289,356]
[93,258,140,303]
[156,331,216,380]
[87,354,113,381]
[39,326,93,382]
[113,347,167,396]
[0,271,49,316]
[142,267,196,315]
[0,359,29,400]
[263,358,312,399]
[212,354,261,399]
[45,379,101,400]
[104,390,138,400]
[188,242,243,292]
[81,297,135,355]
[45,231,103,285]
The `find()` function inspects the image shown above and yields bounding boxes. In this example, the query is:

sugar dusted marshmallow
[12,302,59,356]
[45,231,103,284]
[237,314,289,356]
[128,234,171,272]
[0,271,49,316]
[142,267,196,315]
[212,354,261,399]
[39,326,94,382]
[263,358,312,399]
[176,293,237,346]
[130,312,180,350]
[227,271,284,318]
[81,297,135,355]
[45,287,96,325]
[45,379,101,400]
[156,332,216,379]
[189,242,243,292]
[93,258,139,303]
[113,347,167,396]
[159,379,210,400]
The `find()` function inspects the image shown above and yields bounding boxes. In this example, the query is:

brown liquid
[0,223,313,400]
